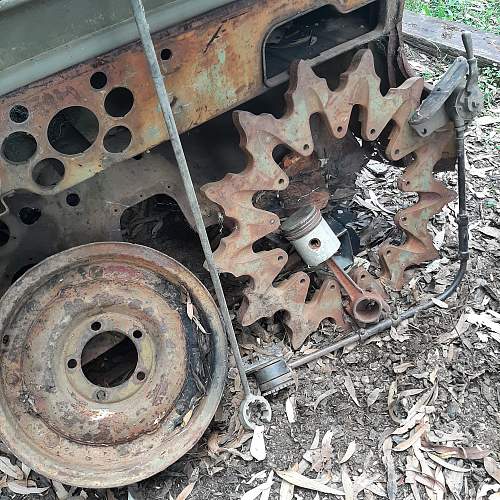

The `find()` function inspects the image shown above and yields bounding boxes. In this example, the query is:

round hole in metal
[19,207,41,225]
[67,359,78,369]
[1,132,37,163]
[66,193,80,207]
[9,105,29,123]
[160,48,172,60]
[90,71,107,90]
[133,330,143,339]
[103,126,132,153]
[104,87,134,117]
[48,106,99,155]
[32,158,65,187]
[0,221,10,247]
[81,332,138,388]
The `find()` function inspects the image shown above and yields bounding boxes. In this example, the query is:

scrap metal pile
[0,0,482,491]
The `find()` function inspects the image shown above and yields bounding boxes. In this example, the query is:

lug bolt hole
[133,330,143,339]
[67,359,78,369]
[91,321,101,331]
[95,390,107,401]
[137,371,146,381]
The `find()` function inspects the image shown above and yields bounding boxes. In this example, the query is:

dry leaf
[339,441,357,464]
[8,480,49,495]
[342,465,354,500]
[393,362,414,374]
[421,440,490,460]
[241,471,274,500]
[485,457,500,483]
[176,482,196,500]
[285,397,296,424]
[275,470,344,495]
[182,408,194,427]
[427,453,471,472]
[387,381,401,424]
[367,388,382,407]
[394,422,430,452]
[0,457,23,480]
[431,298,448,309]
[260,471,274,500]
[313,388,337,410]
[344,373,360,407]
[250,425,266,462]
[53,480,69,499]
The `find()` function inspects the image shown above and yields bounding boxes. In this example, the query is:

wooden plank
[402,10,500,67]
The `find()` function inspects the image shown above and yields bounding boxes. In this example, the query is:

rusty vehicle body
[0,0,461,489]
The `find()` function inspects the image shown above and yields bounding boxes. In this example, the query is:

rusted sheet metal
[0,0,390,198]
[202,50,455,348]
[0,243,227,488]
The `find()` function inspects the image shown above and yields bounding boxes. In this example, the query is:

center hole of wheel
[81,331,138,388]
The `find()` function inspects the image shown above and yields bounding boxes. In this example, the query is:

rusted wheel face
[0,243,227,488]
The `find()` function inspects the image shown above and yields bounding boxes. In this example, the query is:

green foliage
[405,0,500,35]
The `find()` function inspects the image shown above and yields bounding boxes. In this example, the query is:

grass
[404,0,500,111]
[405,0,500,35]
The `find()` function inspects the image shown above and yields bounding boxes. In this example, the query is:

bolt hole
[160,48,172,61]
[330,284,336,290]
[370,128,376,135]
[2,335,9,345]
[90,71,108,90]
[104,87,134,117]
[394,149,400,156]
[67,359,78,369]
[32,158,65,188]
[91,321,101,331]
[1,132,37,163]
[386,250,392,256]
[278,178,285,185]
[309,238,321,249]
[103,126,132,153]
[278,256,284,261]
[401,216,407,223]
[423,128,428,135]
[360,274,367,280]
[300,278,306,284]
[133,330,143,339]
[19,207,41,225]
[303,144,310,150]
[137,371,146,381]
[66,193,80,207]
[9,105,29,123]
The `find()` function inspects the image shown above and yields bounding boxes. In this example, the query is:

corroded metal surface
[202,50,455,348]
[0,0,391,199]
[0,243,227,488]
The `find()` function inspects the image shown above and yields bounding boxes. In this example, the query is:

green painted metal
[0,0,236,97]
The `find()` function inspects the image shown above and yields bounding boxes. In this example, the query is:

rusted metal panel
[0,0,391,198]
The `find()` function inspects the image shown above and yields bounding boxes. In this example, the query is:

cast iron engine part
[281,204,386,324]
[202,48,456,349]
[243,32,481,398]
[0,243,228,488]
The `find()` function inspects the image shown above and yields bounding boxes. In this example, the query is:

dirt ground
[2,47,499,499]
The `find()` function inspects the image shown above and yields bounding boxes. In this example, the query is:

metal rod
[128,0,252,396]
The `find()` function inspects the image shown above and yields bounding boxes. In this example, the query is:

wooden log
[402,10,500,67]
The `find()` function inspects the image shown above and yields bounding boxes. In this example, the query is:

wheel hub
[0,242,227,488]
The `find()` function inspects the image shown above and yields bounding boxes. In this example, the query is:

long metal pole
[128,0,252,395]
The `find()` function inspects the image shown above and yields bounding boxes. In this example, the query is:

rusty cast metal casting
[202,49,456,349]
[0,243,227,488]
